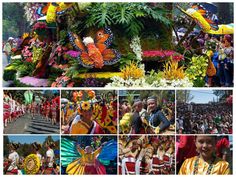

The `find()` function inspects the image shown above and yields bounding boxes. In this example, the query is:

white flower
[83,37,94,46]
[151,77,193,88]
[106,76,150,88]
[130,36,143,62]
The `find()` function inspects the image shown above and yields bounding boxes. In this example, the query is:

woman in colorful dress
[51,102,57,125]
[45,101,51,122]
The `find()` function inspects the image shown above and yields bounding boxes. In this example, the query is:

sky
[7,135,60,144]
[188,90,218,104]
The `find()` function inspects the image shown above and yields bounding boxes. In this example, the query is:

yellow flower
[163,60,185,80]
[22,33,29,40]
[121,62,144,80]
[46,3,57,23]
[81,101,91,111]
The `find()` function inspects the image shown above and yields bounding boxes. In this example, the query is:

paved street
[4,114,60,134]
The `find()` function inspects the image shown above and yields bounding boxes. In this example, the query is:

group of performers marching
[3,93,26,127]
[37,96,60,125]
[3,92,60,128]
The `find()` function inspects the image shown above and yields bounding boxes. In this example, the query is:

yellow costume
[179,156,230,175]
[179,6,234,35]
[66,146,102,175]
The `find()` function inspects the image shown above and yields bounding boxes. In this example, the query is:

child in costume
[179,135,230,175]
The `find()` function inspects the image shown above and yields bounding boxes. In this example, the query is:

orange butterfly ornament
[68,27,121,69]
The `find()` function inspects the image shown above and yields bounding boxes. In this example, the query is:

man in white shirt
[46,142,55,168]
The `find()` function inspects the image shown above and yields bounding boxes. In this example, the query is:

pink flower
[143,50,184,61]
[25,57,32,63]
[33,22,47,31]
[172,55,184,62]
[66,50,81,58]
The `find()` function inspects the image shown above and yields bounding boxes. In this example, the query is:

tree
[216,3,233,24]
[213,90,232,102]
[3,3,29,40]
[4,136,10,157]
[177,90,194,103]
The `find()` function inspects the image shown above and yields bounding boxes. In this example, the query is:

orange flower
[87,90,95,99]
[73,91,79,102]
[78,91,83,100]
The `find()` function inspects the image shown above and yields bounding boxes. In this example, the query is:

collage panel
[61,90,117,134]
[176,135,233,175]
[3,90,60,134]
[119,90,175,134]
[1,1,235,176]
[3,135,60,175]
[2,2,233,88]
[61,135,117,175]
[176,90,232,134]
[119,135,175,175]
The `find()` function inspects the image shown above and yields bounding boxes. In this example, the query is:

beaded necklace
[193,156,216,175]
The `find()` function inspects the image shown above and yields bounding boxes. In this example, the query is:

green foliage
[4,59,36,79]
[65,56,89,78]
[83,3,172,37]
[59,30,68,42]
[3,3,29,40]
[118,52,137,69]
[2,20,19,40]
[176,90,194,103]
[192,76,206,87]
[3,69,17,81]
[145,70,163,84]
[185,55,208,83]
[18,62,36,77]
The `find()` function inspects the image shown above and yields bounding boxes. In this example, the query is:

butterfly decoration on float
[68,27,121,69]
